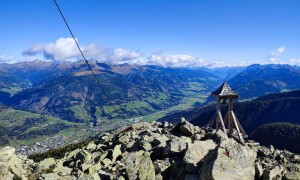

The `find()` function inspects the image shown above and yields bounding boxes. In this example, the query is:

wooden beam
[234,113,247,136]
[218,111,228,137]
[216,97,220,131]
[216,113,219,131]
[228,99,233,134]
[231,111,243,141]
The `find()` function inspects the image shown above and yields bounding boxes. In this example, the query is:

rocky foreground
[1,119,300,180]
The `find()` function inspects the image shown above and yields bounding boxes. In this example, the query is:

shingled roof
[211,81,239,99]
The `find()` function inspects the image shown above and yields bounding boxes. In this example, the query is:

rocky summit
[1,118,300,180]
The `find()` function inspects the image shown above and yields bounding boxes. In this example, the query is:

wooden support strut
[215,97,227,137]
[235,114,248,137]
[231,111,243,141]
[218,111,228,138]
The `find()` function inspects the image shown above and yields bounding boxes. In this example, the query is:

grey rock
[184,140,216,165]
[258,146,271,157]
[164,140,187,155]
[283,163,300,180]
[262,165,284,180]
[121,150,155,180]
[153,159,171,173]
[0,146,15,162]
[178,118,198,136]
[131,122,152,130]
[76,150,92,163]
[35,158,56,173]
[78,172,100,180]
[212,130,228,143]
[200,138,257,180]
[101,158,112,167]
[116,132,132,145]
[53,161,72,176]
[111,144,122,162]
[162,121,170,128]
[155,173,163,180]
[255,162,263,179]
[268,145,275,153]
[41,172,61,180]
[85,141,97,152]
[151,134,169,147]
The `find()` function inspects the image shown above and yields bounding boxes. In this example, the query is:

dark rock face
[1,118,299,179]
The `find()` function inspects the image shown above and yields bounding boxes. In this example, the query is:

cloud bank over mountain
[1,37,299,68]
[21,37,222,67]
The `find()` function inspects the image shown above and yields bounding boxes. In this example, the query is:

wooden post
[216,97,220,131]
[215,96,227,137]
[228,98,233,134]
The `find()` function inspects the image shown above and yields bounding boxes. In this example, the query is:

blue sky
[0,0,299,67]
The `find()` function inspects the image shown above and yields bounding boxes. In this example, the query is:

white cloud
[287,58,300,66]
[23,37,142,64]
[145,53,206,67]
[109,48,142,64]
[143,53,236,68]
[0,55,14,63]
[267,46,285,63]
[81,44,110,61]
[23,37,81,61]
[20,37,259,67]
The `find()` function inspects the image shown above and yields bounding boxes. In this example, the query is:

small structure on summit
[206,81,247,141]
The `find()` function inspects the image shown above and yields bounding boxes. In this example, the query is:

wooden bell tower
[206,81,247,141]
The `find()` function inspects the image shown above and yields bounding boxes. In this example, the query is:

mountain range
[1,60,221,123]
[1,62,300,122]
[228,64,300,99]
[1,61,300,151]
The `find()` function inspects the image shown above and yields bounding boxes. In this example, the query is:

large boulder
[76,150,92,163]
[78,172,100,180]
[85,141,97,152]
[184,140,216,165]
[35,158,56,173]
[153,159,171,174]
[52,160,72,176]
[262,165,284,180]
[121,150,155,180]
[0,146,27,179]
[0,147,15,162]
[150,133,169,147]
[283,163,300,180]
[40,172,61,179]
[183,140,216,173]
[111,144,122,162]
[164,140,187,155]
[200,138,257,180]
[173,117,201,137]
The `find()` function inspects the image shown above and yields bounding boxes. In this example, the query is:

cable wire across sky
[53,0,130,124]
